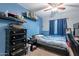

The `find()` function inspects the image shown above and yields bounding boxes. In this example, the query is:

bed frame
[37,43,69,56]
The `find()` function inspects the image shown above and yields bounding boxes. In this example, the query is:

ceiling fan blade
[58,3,64,10]
[34,5,49,11]
[44,8,52,11]
[44,3,64,11]
[48,3,63,7]
[57,4,65,10]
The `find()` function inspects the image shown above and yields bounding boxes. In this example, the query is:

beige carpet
[26,47,61,56]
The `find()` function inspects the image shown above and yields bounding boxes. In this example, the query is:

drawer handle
[13,37,15,39]
[13,48,15,50]
[24,44,26,46]
[11,53,14,56]
[13,31,15,33]
[13,42,15,45]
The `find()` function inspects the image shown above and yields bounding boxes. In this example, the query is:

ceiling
[19,3,79,17]
[19,3,49,11]
[66,3,79,7]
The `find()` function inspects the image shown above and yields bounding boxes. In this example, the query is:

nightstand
[28,36,37,51]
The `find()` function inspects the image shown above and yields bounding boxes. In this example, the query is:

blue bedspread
[35,35,67,48]
[46,35,66,42]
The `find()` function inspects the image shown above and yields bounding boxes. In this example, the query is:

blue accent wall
[22,19,40,38]
[0,3,40,55]
[38,17,43,34]
[0,20,17,55]
[41,31,49,36]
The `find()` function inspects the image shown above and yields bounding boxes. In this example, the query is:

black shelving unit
[5,25,27,56]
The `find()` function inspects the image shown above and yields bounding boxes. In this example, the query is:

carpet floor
[26,47,62,56]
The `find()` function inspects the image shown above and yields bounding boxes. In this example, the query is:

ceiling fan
[44,3,66,11]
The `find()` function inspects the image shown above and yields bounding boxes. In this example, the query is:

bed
[35,35,67,50]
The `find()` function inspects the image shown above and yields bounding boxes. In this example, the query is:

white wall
[42,16,50,31]
[42,5,79,31]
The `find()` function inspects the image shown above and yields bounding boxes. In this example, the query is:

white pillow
[35,35,44,39]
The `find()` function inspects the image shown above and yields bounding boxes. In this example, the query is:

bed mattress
[35,35,67,50]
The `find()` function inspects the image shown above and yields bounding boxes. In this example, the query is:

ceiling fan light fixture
[52,8,57,11]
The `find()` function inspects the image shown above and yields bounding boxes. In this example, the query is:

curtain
[62,18,67,35]
[49,20,55,35]
[49,18,67,36]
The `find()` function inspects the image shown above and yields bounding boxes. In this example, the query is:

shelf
[12,37,26,41]
[11,48,26,56]
[10,45,26,52]
[11,40,26,45]
[11,30,25,33]
[6,28,27,56]
[11,35,25,39]
[12,33,25,35]
[22,12,37,21]
[11,42,25,46]
[23,16,36,21]
[0,16,26,23]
